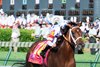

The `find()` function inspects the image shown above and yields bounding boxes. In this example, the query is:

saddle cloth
[28,41,49,65]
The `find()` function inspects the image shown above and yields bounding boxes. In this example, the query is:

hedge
[0,28,12,41]
[20,29,34,42]
[0,28,43,42]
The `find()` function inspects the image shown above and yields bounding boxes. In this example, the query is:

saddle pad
[28,41,48,64]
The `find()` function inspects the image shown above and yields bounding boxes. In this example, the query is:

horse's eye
[72,32,76,37]
[72,32,75,35]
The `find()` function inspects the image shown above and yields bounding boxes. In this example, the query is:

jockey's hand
[52,44,56,47]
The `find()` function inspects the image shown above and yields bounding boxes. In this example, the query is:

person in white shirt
[11,23,20,52]
[88,24,97,43]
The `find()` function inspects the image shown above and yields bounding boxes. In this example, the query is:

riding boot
[40,45,51,58]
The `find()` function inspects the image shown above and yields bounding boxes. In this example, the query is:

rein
[63,34,75,51]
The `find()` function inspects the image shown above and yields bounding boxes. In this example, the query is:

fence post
[4,47,12,66]
[90,61,93,67]
[92,49,100,67]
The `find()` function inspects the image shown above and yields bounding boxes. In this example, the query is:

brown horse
[25,22,85,67]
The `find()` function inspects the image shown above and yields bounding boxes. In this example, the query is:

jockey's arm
[48,26,61,47]
[51,28,62,46]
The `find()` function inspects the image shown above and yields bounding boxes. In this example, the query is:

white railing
[0,42,99,48]
[0,42,34,47]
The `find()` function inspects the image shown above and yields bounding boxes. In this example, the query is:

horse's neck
[58,41,74,58]
[48,41,75,67]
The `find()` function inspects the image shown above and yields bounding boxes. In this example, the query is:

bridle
[63,26,82,47]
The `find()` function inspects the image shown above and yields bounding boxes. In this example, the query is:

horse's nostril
[82,43,85,48]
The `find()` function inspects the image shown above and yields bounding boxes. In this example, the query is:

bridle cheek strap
[69,28,82,45]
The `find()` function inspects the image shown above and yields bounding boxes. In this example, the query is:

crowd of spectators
[80,18,100,43]
[0,9,100,43]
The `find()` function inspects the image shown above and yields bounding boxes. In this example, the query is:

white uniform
[47,21,67,46]
[47,24,61,46]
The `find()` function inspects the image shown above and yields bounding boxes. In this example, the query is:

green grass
[75,53,96,61]
[0,51,100,67]
[75,52,100,67]
[0,51,27,66]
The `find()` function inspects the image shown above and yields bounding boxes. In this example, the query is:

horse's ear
[78,21,82,27]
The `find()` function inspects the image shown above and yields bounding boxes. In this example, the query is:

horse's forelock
[67,22,78,27]
[60,25,70,36]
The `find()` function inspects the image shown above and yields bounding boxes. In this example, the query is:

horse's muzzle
[77,43,85,51]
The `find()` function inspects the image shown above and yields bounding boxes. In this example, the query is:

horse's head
[62,22,85,51]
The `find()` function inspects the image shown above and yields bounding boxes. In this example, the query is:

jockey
[40,21,67,58]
